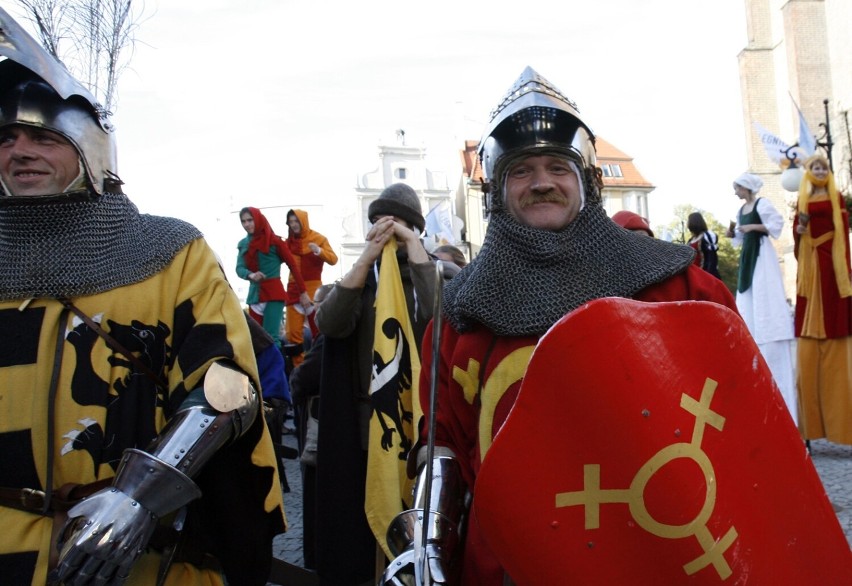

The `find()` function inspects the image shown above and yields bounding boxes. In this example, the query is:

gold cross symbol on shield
[555,378,738,580]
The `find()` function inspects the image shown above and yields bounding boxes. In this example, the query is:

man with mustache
[380,67,737,585]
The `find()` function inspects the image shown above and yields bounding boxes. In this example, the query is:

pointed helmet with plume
[478,66,597,212]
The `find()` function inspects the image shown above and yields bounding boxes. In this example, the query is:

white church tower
[339,130,459,275]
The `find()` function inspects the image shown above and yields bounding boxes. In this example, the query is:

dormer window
[601,164,623,178]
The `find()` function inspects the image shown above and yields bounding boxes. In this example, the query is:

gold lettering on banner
[555,378,737,580]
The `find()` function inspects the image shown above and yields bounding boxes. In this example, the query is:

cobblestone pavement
[273,432,307,571]
[271,436,852,577]
[809,439,852,547]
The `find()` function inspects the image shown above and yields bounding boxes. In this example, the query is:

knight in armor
[0,9,284,585]
[380,67,737,585]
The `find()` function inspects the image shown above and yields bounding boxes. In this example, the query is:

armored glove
[50,449,200,585]
[50,363,258,584]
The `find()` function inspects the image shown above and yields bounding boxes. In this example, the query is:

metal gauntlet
[51,362,259,585]
[382,454,467,585]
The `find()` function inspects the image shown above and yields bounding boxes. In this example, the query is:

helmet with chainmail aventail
[0,6,118,200]
[0,7,203,302]
[478,66,598,212]
[443,67,697,337]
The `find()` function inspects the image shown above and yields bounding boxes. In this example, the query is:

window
[601,164,623,178]
[395,168,407,179]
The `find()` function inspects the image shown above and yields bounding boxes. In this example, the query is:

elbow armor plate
[146,361,259,478]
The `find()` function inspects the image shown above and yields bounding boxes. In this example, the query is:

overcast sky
[9,0,752,281]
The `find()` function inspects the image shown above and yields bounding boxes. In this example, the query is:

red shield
[475,298,852,585]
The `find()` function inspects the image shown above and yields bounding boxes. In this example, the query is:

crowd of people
[1,8,850,585]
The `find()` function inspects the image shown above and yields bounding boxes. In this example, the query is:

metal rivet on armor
[674,429,681,437]
[587,542,595,548]
[550,521,559,529]
[641,409,650,417]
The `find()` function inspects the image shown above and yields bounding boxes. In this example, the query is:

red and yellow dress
[793,189,852,444]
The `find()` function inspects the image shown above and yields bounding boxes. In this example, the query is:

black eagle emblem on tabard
[64,314,172,473]
[370,317,414,460]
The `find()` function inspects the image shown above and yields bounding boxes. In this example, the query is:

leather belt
[0,479,113,515]
[1,485,223,576]
[0,487,47,512]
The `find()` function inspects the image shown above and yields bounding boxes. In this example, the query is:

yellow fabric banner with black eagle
[365,239,422,557]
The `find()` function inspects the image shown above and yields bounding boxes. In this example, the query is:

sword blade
[417,260,444,584]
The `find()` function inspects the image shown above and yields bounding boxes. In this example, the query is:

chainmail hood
[0,191,202,300]
[443,204,696,337]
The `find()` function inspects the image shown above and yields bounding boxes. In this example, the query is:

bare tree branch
[14,0,71,58]
[12,0,149,114]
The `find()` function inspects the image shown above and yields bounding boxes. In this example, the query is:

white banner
[425,200,456,244]
[753,121,807,164]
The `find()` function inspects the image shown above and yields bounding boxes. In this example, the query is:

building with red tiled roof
[456,140,487,255]
[457,137,655,256]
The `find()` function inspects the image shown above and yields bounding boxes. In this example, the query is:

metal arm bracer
[382,452,467,585]
[145,360,259,477]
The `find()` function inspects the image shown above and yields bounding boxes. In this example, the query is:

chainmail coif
[443,204,696,337]
[0,192,202,301]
